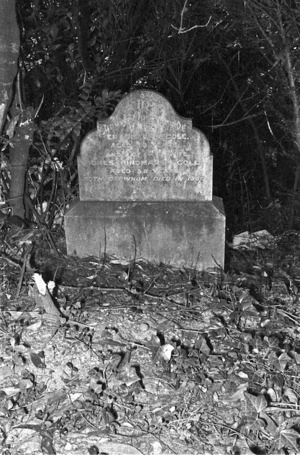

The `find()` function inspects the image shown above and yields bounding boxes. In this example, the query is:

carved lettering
[78,90,212,201]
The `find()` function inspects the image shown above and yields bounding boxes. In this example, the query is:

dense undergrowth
[1,225,300,454]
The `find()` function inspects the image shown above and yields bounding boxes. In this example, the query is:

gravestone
[65,90,225,269]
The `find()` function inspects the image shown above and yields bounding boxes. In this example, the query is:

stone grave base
[65,198,225,270]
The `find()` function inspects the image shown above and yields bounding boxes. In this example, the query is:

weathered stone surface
[65,198,225,269]
[78,90,212,201]
[65,90,225,269]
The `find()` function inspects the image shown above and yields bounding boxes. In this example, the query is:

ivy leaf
[276,428,300,452]
[30,351,46,369]
[40,431,56,454]
[283,388,298,404]
[260,411,277,436]
[277,352,291,372]
[197,337,210,355]
[229,382,248,401]
[244,392,268,413]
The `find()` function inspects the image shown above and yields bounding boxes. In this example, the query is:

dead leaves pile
[1,236,300,454]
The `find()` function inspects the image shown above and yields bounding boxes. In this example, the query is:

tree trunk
[278,10,300,227]
[9,106,36,218]
[0,1,36,219]
[0,0,19,133]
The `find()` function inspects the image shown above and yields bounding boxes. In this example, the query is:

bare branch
[208,112,264,129]
[171,0,211,34]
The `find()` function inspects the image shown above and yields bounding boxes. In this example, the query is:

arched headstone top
[78,90,212,201]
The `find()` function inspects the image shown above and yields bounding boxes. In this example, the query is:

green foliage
[6,0,300,231]
[39,83,121,156]
[28,84,121,226]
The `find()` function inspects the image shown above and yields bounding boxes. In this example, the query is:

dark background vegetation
[2,0,300,237]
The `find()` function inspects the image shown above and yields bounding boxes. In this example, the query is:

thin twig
[16,245,31,298]
[171,0,211,34]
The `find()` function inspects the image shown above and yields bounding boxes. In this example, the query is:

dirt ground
[1,227,300,455]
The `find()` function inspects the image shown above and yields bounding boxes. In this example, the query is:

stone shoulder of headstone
[78,90,213,202]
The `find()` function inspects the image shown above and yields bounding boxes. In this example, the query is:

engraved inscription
[78,90,213,201]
